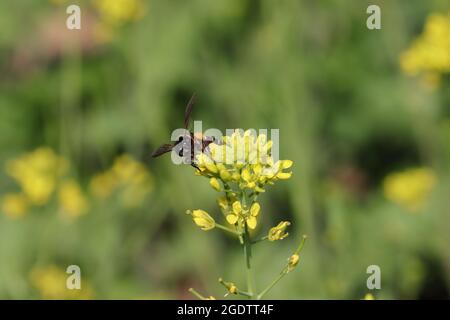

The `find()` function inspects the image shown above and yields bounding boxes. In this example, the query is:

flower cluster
[400,11,450,88]
[383,167,436,212]
[2,147,89,218]
[191,130,293,231]
[90,154,153,208]
[196,130,293,193]
[186,130,306,299]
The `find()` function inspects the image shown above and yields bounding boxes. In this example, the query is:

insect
[151,93,218,169]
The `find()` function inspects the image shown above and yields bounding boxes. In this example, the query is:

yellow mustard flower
[383,167,436,212]
[195,130,293,194]
[187,209,215,231]
[190,130,293,233]
[400,11,450,87]
[5,147,68,206]
[30,265,94,300]
[268,221,291,241]
[186,129,304,300]
[226,201,260,230]
[1,193,28,218]
[58,180,89,218]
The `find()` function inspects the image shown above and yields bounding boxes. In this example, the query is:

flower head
[195,130,293,193]
[226,200,260,230]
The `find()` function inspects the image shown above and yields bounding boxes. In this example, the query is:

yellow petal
[281,160,293,169]
[241,168,251,182]
[247,216,257,229]
[226,214,238,225]
[232,201,242,214]
[277,172,292,180]
[250,202,260,217]
[253,164,262,175]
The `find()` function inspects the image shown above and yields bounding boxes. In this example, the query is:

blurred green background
[0,0,449,299]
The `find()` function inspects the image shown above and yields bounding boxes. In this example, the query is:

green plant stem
[252,236,268,244]
[243,225,254,298]
[256,271,287,300]
[215,223,241,236]
[188,288,206,300]
[237,290,253,298]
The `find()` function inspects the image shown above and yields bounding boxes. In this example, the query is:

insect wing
[184,93,197,129]
[151,143,174,158]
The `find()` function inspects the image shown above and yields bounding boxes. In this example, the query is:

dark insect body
[151,94,217,169]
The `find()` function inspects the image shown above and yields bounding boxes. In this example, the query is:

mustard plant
[186,129,307,300]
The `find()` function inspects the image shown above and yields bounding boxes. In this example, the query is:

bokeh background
[0,0,449,299]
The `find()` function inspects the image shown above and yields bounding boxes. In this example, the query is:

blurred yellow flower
[363,293,375,300]
[58,180,89,218]
[90,171,118,199]
[93,0,146,26]
[1,193,28,218]
[400,11,450,87]
[90,154,153,208]
[30,266,94,300]
[5,147,68,206]
[383,167,437,212]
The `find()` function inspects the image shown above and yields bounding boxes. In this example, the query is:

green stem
[256,271,287,300]
[237,290,253,298]
[243,224,254,298]
[188,288,206,300]
[252,236,268,244]
[215,223,241,236]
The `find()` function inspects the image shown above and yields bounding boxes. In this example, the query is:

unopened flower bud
[209,177,221,191]
[187,209,215,231]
